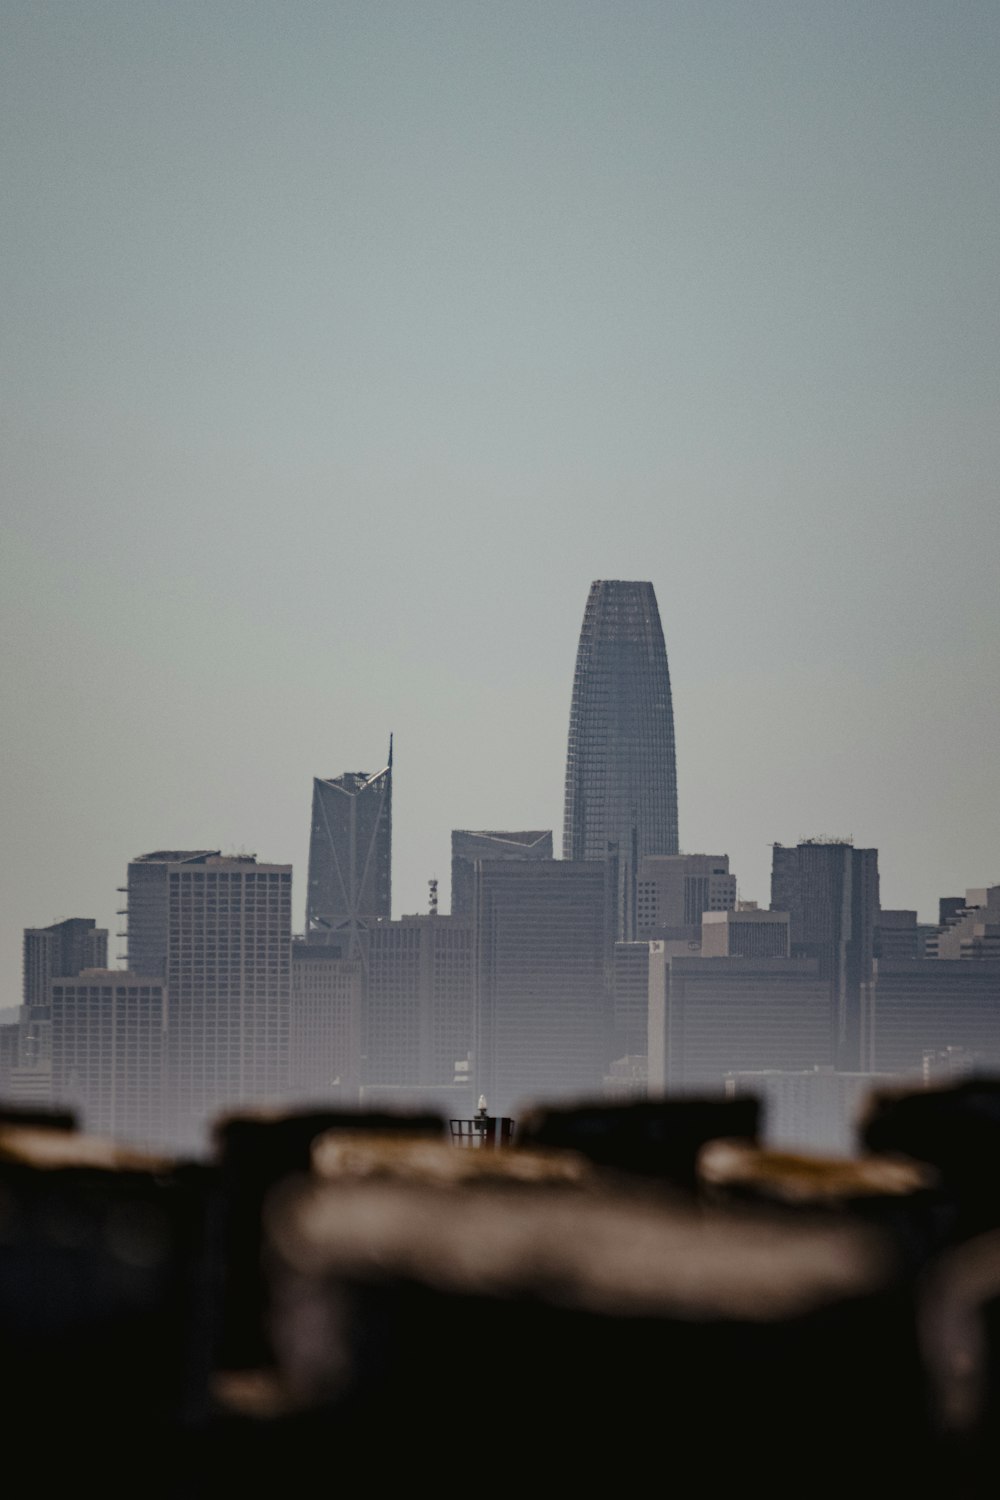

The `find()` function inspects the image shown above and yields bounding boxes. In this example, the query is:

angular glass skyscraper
[564,580,679,869]
[306,742,392,959]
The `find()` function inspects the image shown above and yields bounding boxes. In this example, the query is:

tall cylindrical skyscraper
[563,580,678,867]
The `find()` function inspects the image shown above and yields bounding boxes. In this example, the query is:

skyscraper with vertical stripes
[563,580,679,878]
[306,741,392,961]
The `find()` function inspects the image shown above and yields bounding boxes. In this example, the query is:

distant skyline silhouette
[2,3,998,1005]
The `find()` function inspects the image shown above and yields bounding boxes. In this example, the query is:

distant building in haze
[563,581,678,934]
[770,839,879,1072]
[23,918,108,1009]
[126,851,220,979]
[19,917,110,1097]
[927,887,1000,961]
[474,859,615,1119]
[306,745,392,961]
[450,830,552,916]
[701,908,790,959]
[290,940,363,1103]
[636,854,736,939]
[127,851,292,1150]
[648,951,833,1095]
[50,970,166,1145]
[365,914,473,1091]
[872,959,1000,1076]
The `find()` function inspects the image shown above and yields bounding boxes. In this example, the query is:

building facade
[701,908,791,959]
[50,970,166,1145]
[365,914,473,1090]
[127,853,292,1149]
[648,950,834,1095]
[563,581,679,894]
[636,854,736,939]
[770,840,879,1072]
[289,941,364,1102]
[474,859,615,1119]
[306,748,392,960]
[450,830,552,917]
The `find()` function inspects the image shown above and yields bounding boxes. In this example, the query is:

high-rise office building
[450,830,552,916]
[50,970,166,1145]
[770,840,879,1072]
[23,918,108,1008]
[635,854,736,939]
[365,914,473,1090]
[474,859,615,1119]
[20,918,109,1089]
[563,580,679,868]
[648,950,833,1095]
[306,745,392,960]
[701,908,791,959]
[872,959,1000,1075]
[126,851,220,979]
[289,940,364,1102]
[127,852,292,1149]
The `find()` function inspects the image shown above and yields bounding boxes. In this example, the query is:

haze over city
[3,1,998,1008]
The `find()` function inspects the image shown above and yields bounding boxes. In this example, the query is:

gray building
[306,746,392,961]
[474,859,615,1119]
[450,829,551,917]
[365,914,473,1091]
[50,969,166,1146]
[23,918,109,1008]
[648,950,834,1095]
[126,851,220,979]
[133,853,293,1150]
[290,940,364,1103]
[872,959,1000,1076]
[770,840,879,1072]
[702,908,790,959]
[636,854,736,939]
[20,917,110,1086]
[563,582,679,935]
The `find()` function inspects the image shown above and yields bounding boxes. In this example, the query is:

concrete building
[20,917,110,1089]
[127,853,292,1150]
[23,918,108,1008]
[702,908,790,959]
[50,970,166,1145]
[875,910,926,962]
[474,860,615,1119]
[289,940,363,1103]
[126,851,219,980]
[648,949,834,1095]
[306,746,392,960]
[365,914,473,1091]
[611,940,652,1062]
[450,830,552,917]
[636,854,736,939]
[872,959,1000,1076]
[563,581,679,934]
[770,839,879,1072]
[928,887,1000,961]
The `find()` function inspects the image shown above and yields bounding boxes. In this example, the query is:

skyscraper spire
[563,580,678,865]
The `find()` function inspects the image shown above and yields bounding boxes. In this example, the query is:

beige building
[636,854,736,938]
[702,908,790,958]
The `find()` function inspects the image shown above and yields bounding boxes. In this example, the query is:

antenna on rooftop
[429,877,438,916]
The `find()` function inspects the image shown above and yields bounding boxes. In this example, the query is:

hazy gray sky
[2,1,998,999]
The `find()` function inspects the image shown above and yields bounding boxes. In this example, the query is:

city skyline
[3,4,998,1006]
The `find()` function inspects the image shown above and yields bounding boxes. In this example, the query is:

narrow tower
[306,739,392,960]
[563,580,679,874]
